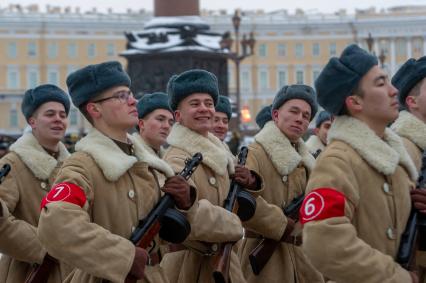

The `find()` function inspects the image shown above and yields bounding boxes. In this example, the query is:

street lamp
[220,9,255,131]
[366,33,386,68]
[366,32,374,54]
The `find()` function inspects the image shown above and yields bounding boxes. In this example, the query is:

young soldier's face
[92,86,139,130]
[29,102,68,144]
[139,109,174,150]
[211,112,229,141]
[272,99,311,143]
[315,119,332,145]
[174,93,215,137]
[356,66,399,126]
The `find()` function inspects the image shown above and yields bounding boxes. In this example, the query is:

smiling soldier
[0,84,71,283]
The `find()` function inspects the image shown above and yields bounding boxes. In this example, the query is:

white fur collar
[255,121,315,176]
[166,123,234,176]
[75,128,174,182]
[391,110,426,150]
[9,132,69,180]
[305,135,325,154]
[328,115,418,181]
[130,134,175,178]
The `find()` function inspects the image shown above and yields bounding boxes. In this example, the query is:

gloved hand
[409,271,419,283]
[280,217,295,242]
[129,247,148,280]
[162,175,193,210]
[234,165,258,190]
[411,189,426,214]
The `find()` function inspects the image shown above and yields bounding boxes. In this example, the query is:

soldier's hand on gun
[409,271,419,283]
[129,247,149,280]
[410,188,426,214]
[233,165,258,190]
[162,175,193,210]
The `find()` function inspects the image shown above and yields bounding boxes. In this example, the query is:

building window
[241,70,251,90]
[295,43,304,58]
[329,43,337,56]
[296,70,304,84]
[47,42,58,59]
[68,43,77,58]
[7,68,19,89]
[27,69,39,88]
[312,70,320,83]
[10,109,18,128]
[69,108,78,126]
[28,42,37,57]
[277,43,286,57]
[107,43,115,56]
[258,44,267,57]
[67,66,78,76]
[47,70,59,85]
[259,70,269,90]
[413,38,423,54]
[312,43,320,57]
[277,70,287,88]
[396,39,406,56]
[88,43,96,58]
[7,42,17,59]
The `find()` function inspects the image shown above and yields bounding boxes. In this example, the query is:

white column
[407,37,412,58]
[390,38,396,75]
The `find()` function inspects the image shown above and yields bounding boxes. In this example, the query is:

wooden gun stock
[212,147,249,283]
[248,194,304,275]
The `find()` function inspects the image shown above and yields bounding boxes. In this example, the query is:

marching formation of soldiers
[0,43,426,283]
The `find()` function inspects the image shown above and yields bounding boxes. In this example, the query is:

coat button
[128,190,135,199]
[40,182,47,189]
[209,177,216,186]
[383,183,390,193]
[282,176,288,182]
[211,243,219,252]
[386,227,396,240]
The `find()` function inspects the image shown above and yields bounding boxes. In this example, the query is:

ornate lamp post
[366,32,374,54]
[220,10,255,131]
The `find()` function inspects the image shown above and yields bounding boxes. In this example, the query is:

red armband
[41,182,87,209]
[300,188,346,224]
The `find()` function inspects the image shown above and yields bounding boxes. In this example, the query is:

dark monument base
[124,51,228,97]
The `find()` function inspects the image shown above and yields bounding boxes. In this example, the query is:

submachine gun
[249,193,304,275]
[397,151,426,270]
[212,146,257,283]
[123,152,203,283]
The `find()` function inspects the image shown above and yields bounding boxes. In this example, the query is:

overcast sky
[2,0,426,14]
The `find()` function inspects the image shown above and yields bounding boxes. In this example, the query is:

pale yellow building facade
[0,4,426,135]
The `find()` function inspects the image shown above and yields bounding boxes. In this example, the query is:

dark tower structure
[121,0,228,97]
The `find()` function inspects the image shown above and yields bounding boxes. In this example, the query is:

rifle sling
[245,230,302,246]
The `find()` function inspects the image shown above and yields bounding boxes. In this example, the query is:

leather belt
[245,230,302,246]
[168,242,219,256]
